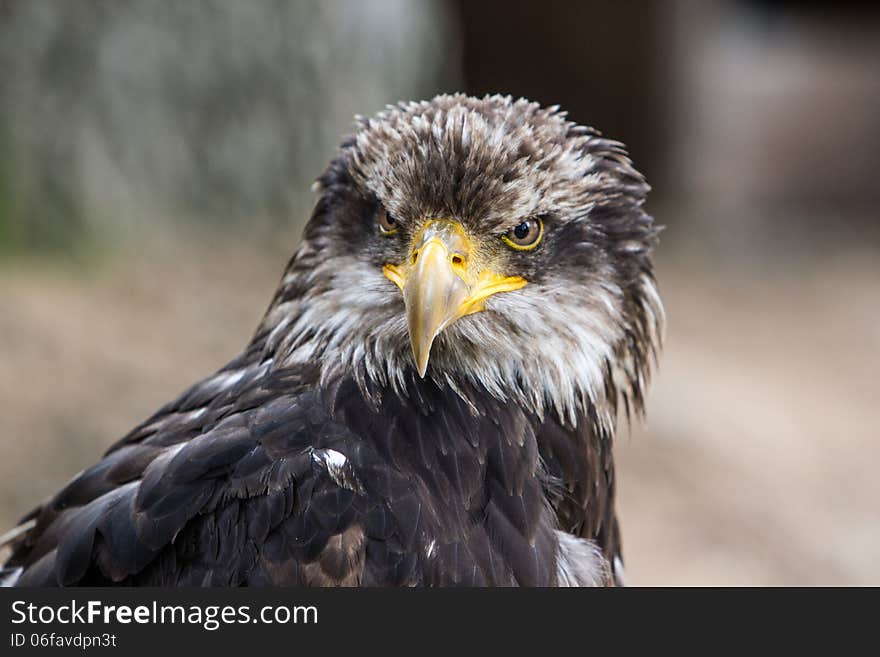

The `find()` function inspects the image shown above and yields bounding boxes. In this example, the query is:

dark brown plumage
[1,94,662,587]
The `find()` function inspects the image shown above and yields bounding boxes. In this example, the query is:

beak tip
[408,314,438,378]
[411,341,432,379]
[414,351,430,378]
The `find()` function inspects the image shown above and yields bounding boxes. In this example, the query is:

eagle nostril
[451,254,464,266]
[411,251,419,265]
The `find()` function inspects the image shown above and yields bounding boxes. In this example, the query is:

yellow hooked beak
[383,219,526,377]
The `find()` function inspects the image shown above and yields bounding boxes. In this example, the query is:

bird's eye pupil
[502,217,543,250]
[378,207,399,235]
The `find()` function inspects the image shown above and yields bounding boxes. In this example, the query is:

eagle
[0,94,663,587]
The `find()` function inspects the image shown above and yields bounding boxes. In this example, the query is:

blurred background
[1,0,878,585]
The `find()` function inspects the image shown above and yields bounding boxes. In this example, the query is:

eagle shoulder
[2,364,402,586]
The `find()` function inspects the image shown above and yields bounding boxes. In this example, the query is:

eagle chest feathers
[1,94,662,587]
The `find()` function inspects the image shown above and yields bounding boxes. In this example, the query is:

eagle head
[260,94,663,429]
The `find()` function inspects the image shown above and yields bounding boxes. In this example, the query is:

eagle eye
[377,206,399,235]
[502,217,543,250]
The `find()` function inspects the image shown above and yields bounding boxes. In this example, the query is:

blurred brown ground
[1,233,877,585]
